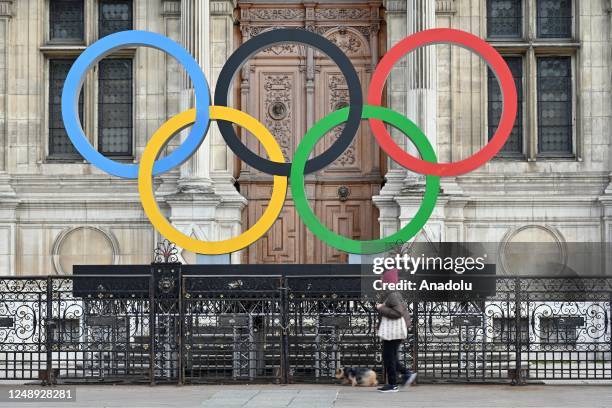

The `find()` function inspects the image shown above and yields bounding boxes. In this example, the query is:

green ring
[290,105,440,254]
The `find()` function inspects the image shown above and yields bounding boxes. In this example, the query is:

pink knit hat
[382,268,399,284]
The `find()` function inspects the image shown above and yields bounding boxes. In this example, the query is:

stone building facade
[0,0,610,275]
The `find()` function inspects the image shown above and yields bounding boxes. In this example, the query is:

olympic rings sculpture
[61,28,517,255]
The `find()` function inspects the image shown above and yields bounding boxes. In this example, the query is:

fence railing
[0,273,610,385]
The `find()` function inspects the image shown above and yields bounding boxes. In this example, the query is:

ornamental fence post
[148,273,155,385]
[45,276,54,385]
[178,273,184,385]
[412,301,419,375]
[279,276,290,384]
[513,277,525,385]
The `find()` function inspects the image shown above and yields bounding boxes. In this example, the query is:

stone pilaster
[168,0,244,263]
[177,0,212,192]
[0,0,15,275]
[372,0,408,237]
[0,2,10,180]
[599,1,612,254]
[209,0,245,264]
[404,0,437,185]
[209,0,239,193]
[0,1,14,197]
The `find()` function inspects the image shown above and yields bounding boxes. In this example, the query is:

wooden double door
[236,2,384,264]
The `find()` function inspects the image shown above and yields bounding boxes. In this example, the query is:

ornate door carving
[237,1,384,264]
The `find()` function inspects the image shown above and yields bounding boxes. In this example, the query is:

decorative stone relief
[328,74,355,167]
[436,0,457,14]
[249,8,305,20]
[316,26,371,44]
[315,8,370,20]
[0,1,12,17]
[243,26,300,55]
[263,74,293,160]
[327,29,364,56]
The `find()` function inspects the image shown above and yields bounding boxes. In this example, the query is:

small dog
[335,367,378,387]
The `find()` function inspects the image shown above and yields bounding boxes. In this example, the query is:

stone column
[177,0,212,192]
[600,1,612,255]
[167,0,244,264]
[373,0,408,238]
[604,1,612,196]
[0,0,16,275]
[374,0,441,242]
[0,0,14,198]
[209,0,240,194]
[404,0,437,184]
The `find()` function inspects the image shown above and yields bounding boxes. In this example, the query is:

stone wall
[0,0,242,275]
[377,0,612,274]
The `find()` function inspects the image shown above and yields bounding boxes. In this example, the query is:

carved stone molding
[161,0,180,17]
[0,1,12,17]
[249,8,305,20]
[436,0,456,14]
[315,8,371,20]
[211,0,237,16]
[384,0,407,13]
[326,28,367,56]
[385,0,455,14]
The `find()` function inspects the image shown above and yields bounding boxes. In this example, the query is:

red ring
[367,28,517,177]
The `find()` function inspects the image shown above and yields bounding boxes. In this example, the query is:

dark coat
[377,291,412,330]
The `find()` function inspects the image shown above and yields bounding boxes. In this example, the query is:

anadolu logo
[61,28,517,255]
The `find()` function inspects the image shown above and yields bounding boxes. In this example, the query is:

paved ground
[0,383,610,408]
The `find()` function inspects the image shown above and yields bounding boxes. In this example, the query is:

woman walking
[376,268,417,392]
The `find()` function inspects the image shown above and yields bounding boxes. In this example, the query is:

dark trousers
[382,339,411,385]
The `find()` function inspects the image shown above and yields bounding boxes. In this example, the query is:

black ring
[214,28,363,176]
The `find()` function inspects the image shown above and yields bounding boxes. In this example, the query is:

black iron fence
[0,270,610,385]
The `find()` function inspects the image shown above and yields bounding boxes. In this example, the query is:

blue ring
[61,30,210,178]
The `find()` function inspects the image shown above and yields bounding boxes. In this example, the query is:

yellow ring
[138,106,287,254]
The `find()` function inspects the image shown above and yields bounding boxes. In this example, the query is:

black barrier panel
[73,265,150,298]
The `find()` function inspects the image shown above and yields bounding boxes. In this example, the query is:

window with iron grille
[486,0,576,160]
[487,0,522,39]
[488,56,523,155]
[46,1,134,162]
[98,59,133,157]
[49,0,84,42]
[99,0,133,38]
[537,57,572,154]
[49,59,83,157]
[537,0,572,38]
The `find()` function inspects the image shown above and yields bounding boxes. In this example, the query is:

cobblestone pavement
[0,383,610,408]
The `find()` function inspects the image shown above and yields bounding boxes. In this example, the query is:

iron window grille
[49,0,84,43]
[49,59,83,158]
[98,59,133,157]
[99,0,133,39]
[487,0,522,39]
[486,0,576,160]
[537,57,572,155]
[488,56,524,156]
[536,0,572,39]
[46,0,134,162]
